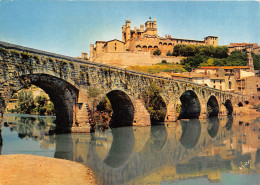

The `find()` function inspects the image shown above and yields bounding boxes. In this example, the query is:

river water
[1,113,260,185]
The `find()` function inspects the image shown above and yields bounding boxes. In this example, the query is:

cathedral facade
[89,19,218,60]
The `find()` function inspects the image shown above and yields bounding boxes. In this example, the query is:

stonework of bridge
[0,41,249,132]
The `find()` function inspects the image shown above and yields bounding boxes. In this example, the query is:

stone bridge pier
[0,41,250,133]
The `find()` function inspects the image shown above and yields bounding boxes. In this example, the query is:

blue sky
[0,0,259,57]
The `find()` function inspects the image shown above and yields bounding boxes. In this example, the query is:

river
[0,113,259,185]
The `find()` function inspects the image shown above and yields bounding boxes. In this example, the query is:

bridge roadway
[0,41,249,132]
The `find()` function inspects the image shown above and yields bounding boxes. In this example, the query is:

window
[213,85,216,88]
[229,81,232,89]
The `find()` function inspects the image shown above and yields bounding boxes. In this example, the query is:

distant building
[227,43,260,55]
[236,76,260,96]
[89,18,218,60]
[194,66,254,92]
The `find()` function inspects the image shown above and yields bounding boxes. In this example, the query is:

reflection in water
[179,119,201,149]
[1,114,260,185]
[207,117,220,138]
[142,125,168,154]
[0,126,2,155]
[225,116,233,130]
[104,127,135,168]
[1,114,56,155]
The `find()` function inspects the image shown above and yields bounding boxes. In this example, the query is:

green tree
[213,58,227,66]
[173,44,182,56]
[17,91,35,114]
[166,50,172,56]
[199,58,215,67]
[96,97,112,114]
[185,45,196,56]
[87,86,101,124]
[161,60,167,64]
[153,49,161,56]
[181,54,208,71]
[35,95,47,107]
[198,45,214,57]
[226,51,248,66]
[212,46,229,58]
[46,102,55,115]
[252,52,260,70]
[35,95,47,115]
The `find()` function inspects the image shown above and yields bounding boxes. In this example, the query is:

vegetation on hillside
[252,53,260,70]
[172,44,229,58]
[168,44,260,71]
[129,44,260,74]
[127,63,186,74]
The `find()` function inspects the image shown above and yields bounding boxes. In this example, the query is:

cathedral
[89,18,218,60]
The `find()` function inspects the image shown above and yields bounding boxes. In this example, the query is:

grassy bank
[127,63,186,74]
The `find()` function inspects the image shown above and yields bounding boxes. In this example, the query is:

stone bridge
[0,41,249,132]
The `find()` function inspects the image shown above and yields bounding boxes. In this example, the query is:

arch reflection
[104,127,135,168]
[207,117,220,138]
[225,116,233,130]
[142,125,167,155]
[0,127,2,155]
[179,119,201,149]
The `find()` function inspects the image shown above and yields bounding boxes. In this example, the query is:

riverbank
[0,154,96,185]
[236,104,260,117]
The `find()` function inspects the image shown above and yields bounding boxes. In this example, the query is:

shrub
[153,49,161,56]
[161,60,167,64]
[166,51,172,56]
[254,104,260,112]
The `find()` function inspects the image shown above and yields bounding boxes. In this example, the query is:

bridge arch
[178,90,201,119]
[238,102,243,107]
[19,74,79,132]
[207,95,219,117]
[106,90,135,128]
[224,99,233,116]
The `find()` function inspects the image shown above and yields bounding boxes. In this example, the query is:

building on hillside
[194,66,255,92]
[236,76,260,97]
[158,72,225,90]
[227,43,260,55]
[89,18,218,60]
